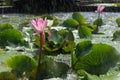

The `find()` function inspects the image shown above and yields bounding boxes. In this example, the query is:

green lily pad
[112,30,120,41]
[78,26,92,38]
[30,61,69,80]
[93,18,103,27]
[116,18,120,27]
[41,14,53,20]
[0,29,23,47]
[73,40,120,75]
[0,23,13,32]
[62,18,79,29]
[72,12,86,25]
[5,55,37,73]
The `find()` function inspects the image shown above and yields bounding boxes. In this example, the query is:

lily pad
[73,40,120,75]
[116,18,120,27]
[72,12,86,25]
[0,29,23,47]
[5,55,37,73]
[30,61,69,80]
[62,18,79,29]
[78,26,92,38]
[0,23,13,32]
[112,30,120,41]
[93,18,103,27]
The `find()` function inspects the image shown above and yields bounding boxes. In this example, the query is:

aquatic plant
[96,5,105,18]
[63,12,93,38]
[112,30,120,41]
[116,18,120,27]
[35,29,76,55]
[72,40,120,75]
[30,17,48,66]
[0,72,17,80]
[0,29,23,47]
[93,18,103,27]
[5,55,37,75]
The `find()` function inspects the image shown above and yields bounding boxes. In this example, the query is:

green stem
[38,33,43,67]
[98,13,100,18]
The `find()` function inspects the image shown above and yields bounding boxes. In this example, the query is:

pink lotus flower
[30,18,48,35]
[97,5,105,13]
[30,17,48,66]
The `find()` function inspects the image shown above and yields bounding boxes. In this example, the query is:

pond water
[1,12,120,80]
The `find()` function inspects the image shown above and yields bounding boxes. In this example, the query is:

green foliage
[5,55,37,73]
[0,72,17,80]
[114,3,120,7]
[49,29,63,44]
[0,50,18,72]
[72,12,86,25]
[112,30,120,41]
[75,40,92,58]
[42,29,75,55]
[62,41,76,53]
[0,23,13,32]
[116,18,120,27]
[72,40,120,75]
[30,61,69,80]
[78,26,92,38]
[87,24,98,34]
[62,18,79,29]
[82,70,120,80]
[41,14,53,20]
[62,12,93,38]
[0,29,23,47]
[93,18,103,27]
[52,17,61,26]
[43,29,64,53]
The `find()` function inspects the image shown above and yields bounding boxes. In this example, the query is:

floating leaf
[75,40,92,58]
[0,29,23,47]
[43,29,65,54]
[30,61,69,80]
[112,30,120,41]
[5,55,37,73]
[0,23,13,32]
[93,18,103,27]
[49,29,63,44]
[41,14,53,20]
[116,18,120,27]
[86,71,119,80]
[73,40,120,75]
[62,41,76,53]
[62,18,79,29]
[72,12,86,25]
[87,24,98,34]
[78,26,92,38]
[52,17,61,26]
